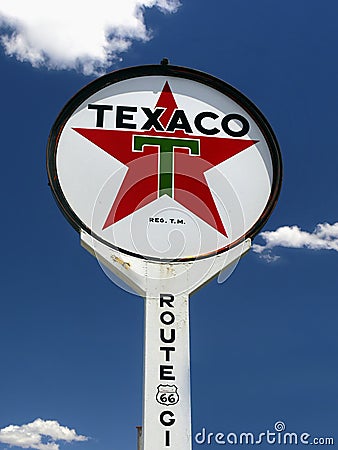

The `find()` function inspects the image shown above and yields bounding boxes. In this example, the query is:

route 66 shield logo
[156,384,179,406]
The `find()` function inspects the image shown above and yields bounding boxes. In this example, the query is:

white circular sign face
[47,65,282,261]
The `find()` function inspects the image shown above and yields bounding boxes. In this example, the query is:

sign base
[80,231,251,297]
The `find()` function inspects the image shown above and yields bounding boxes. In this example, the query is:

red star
[73,83,257,236]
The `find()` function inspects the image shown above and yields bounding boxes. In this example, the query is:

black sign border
[47,64,282,262]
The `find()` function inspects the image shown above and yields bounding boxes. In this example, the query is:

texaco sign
[47,64,282,262]
[47,64,282,450]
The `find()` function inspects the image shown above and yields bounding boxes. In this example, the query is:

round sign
[47,64,282,262]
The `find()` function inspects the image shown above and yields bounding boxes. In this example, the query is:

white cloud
[0,0,181,75]
[252,222,338,262]
[0,419,88,450]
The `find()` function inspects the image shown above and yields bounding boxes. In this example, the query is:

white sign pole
[143,281,191,450]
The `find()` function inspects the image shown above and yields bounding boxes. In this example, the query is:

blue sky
[0,1,337,449]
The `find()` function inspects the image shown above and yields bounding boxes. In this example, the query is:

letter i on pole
[47,63,282,449]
